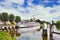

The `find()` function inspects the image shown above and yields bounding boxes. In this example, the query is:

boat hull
[17,26,40,33]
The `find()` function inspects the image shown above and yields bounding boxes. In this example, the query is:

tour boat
[16,22,40,33]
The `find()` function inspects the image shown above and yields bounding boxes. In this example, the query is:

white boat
[16,22,40,33]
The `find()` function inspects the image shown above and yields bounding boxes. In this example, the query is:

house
[0,20,4,25]
[6,20,11,25]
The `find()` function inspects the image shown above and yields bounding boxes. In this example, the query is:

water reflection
[42,36,47,40]
[17,29,60,40]
[50,35,53,40]
[16,25,60,40]
[42,35,53,40]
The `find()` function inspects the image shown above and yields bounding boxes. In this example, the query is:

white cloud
[0,6,22,17]
[24,5,60,22]
[6,0,24,5]
[0,5,32,20]
[0,0,60,22]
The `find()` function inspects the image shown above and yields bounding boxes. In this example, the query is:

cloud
[24,5,60,22]
[0,5,31,20]
[6,0,24,5]
[0,0,5,2]
[0,0,60,22]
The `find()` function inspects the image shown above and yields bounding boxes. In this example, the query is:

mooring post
[50,24,52,36]
[42,35,47,40]
[50,21,54,40]
[15,26,19,36]
[42,23,47,36]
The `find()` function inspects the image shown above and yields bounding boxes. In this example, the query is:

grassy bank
[0,31,16,40]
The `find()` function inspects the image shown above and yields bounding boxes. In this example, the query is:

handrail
[52,32,60,35]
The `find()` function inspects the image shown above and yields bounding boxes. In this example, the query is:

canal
[16,25,60,40]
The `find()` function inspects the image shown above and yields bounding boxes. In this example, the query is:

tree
[9,14,15,22]
[0,13,2,20]
[56,21,60,24]
[35,19,41,23]
[25,20,29,22]
[45,22,50,24]
[30,19,33,22]
[15,16,21,23]
[56,20,60,29]
[2,12,8,22]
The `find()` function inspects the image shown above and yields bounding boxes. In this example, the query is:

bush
[11,21,15,24]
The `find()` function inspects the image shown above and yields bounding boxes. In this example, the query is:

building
[0,20,4,25]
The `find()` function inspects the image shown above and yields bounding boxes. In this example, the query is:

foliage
[45,22,50,24]
[9,14,15,22]
[35,19,40,23]
[56,21,60,24]
[0,12,21,25]
[0,13,2,20]
[15,16,21,23]
[56,20,60,30]
[11,21,15,24]
[0,31,16,40]
[30,19,33,22]
[2,12,8,21]
[25,20,29,22]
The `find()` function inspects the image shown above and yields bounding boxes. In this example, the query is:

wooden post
[50,24,52,36]
[15,26,18,36]
[50,21,54,40]
[42,35,47,40]
[42,23,47,36]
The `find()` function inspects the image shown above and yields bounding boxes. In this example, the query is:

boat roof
[16,22,40,26]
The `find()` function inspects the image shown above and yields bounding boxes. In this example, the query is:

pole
[42,23,47,36]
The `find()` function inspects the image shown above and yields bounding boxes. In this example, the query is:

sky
[0,0,60,22]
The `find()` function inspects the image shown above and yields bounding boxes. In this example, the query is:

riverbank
[0,31,16,40]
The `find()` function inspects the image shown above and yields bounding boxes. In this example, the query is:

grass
[0,31,16,40]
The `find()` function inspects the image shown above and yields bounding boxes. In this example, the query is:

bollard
[42,35,47,40]
[43,29,47,36]
[2,27,4,31]
[4,27,7,32]
[8,27,11,34]
[0,26,2,31]
[15,26,18,36]
[42,23,47,36]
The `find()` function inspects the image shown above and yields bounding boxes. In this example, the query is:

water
[16,25,60,40]
[17,29,43,40]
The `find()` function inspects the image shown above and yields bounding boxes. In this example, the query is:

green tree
[0,13,2,20]
[56,20,60,30]
[45,22,50,24]
[25,20,29,22]
[9,14,15,22]
[56,21,60,24]
[35,19,41,23]
[30,19,33,22]
[15,16,21,23]
[2,12,8,22]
